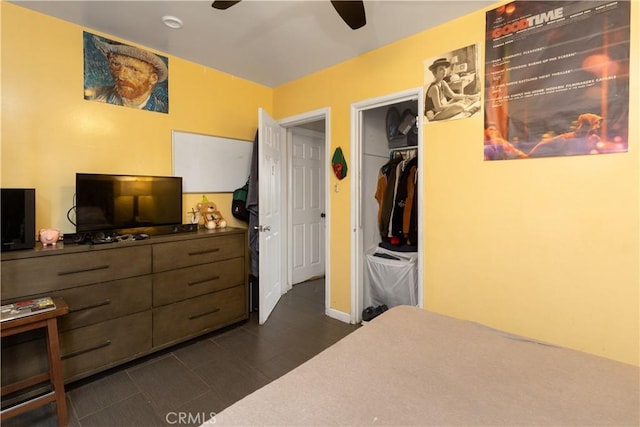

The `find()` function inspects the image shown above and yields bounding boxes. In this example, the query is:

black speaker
[1,188,36,251]
[172,223,198,233]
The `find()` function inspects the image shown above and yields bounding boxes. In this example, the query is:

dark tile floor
[4,278,359,427]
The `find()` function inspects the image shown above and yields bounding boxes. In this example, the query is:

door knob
[320,213,326,218]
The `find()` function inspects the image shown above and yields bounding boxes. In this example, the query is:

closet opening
[350,88,424,323]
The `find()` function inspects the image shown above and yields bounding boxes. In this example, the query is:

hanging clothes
[402,157,418,246]
[391,156,417,241]
[375,156,403,241]
[247,129,259,277]
[375,150,418,249]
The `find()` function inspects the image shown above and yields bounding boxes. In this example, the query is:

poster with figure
[484,1,630,160]
[83,32,169,113]
[423,44,482,124]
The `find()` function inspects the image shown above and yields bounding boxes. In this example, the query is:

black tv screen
[76,173,183,234]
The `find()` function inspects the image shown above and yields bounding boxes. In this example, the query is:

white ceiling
[12,0,493,88]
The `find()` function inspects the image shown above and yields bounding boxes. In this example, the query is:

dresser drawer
[153,285,246,347]
[60,311,152,382]
[1,246,152,299]
[153,257,245,306]
[55,275,152,332]
[152,234,245,272]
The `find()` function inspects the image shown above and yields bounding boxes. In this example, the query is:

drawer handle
[188,276,220,286]
[188,308,221,320]
[188,248,220,256]
[70,299,111,313]
[61,340,112,360]
[58,265,109,276]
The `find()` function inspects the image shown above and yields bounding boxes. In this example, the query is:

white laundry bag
[365,247,418,308]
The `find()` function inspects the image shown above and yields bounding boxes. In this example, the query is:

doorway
[350,88,424,323]
[279,109,331,316]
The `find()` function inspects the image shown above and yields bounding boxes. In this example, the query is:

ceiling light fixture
[162,16,183,29]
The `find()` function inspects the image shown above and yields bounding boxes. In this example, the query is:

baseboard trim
[325,307,351,324]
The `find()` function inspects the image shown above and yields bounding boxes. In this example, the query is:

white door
[258,108,286,324]
[291,127,325,284]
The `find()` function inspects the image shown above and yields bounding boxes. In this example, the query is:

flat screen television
[75,173,183,235]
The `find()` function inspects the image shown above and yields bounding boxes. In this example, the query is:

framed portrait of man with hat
[83,32,169,113]
[423,44,481,123]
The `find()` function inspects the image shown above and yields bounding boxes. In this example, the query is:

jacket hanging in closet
[375,155,418,247]
[375,156,403,241]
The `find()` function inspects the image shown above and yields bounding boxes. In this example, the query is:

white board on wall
[172,130,252,193]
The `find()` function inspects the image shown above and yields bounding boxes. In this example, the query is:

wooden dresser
[1,228,248,385]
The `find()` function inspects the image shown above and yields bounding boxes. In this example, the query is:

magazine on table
[1,297,57,322]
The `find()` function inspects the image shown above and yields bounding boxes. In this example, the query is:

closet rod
[390,146,418,159]
[389,146,418,152]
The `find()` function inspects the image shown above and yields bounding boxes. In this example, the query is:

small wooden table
[1,297,69,426]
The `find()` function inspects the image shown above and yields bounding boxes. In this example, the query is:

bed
[203,305,639,426]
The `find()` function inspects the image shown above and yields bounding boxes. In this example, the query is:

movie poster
[484,1,630,160]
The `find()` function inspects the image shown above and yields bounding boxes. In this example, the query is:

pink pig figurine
[39,228,61,246]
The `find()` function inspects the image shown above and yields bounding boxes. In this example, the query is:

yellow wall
[0,2,271,231]
[274,2,639,366]
[2,1,638,366]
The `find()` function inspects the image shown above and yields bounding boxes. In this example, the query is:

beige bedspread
[204,305,639,426]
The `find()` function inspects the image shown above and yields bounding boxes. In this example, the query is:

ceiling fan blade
[212,1,241,10]
[330,0,366,30]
